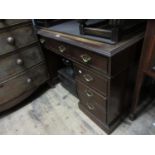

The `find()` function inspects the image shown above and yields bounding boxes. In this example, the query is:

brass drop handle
[58,45,66,53]
[16,58,23,65]
[83,74,93,82]
[87,103,95,110]
[78,70,82,74]
[80,54,91,63]
[85,89,93,97]
[40,38,45,44]
[27,78,32,84]
[7,36,15,45]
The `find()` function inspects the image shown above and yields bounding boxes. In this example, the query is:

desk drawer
[77,81,106,123]
[75,64,108,96]
[43,38,70,57]
[70,46,109,74]
[0,63,48,105]
[0,24,37,56]
[0,45,44,82]
[42,37,109,74]
[0,19,30,29]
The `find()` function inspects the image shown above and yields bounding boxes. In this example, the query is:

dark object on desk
[79,19,146,43]
[130,20,155,120]
[47,20,145,45]
[34,19,69,27]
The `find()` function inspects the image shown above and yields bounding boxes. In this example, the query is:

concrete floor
[0,83,155,135]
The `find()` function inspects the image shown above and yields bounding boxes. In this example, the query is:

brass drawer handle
[7,36,15,45]
[87,103,95,110]
[85,89,94,97]
[83,74,93,82]
[78,70,82,74]
[58,45,66,53]
[40,38,45,44]
[16,58,23,65]
[27,78,32,84]
[80,54,91,63]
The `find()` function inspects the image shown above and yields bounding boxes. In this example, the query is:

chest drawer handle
[16,58,23,65]
[27,78,32,84]
[83,74,93,82]
[85,90,94,97]
[87,103,95,110]
[58,45,66,53]
[7,36,15,45]
[80,54,91,63]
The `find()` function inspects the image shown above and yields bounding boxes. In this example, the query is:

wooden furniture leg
[130,72,145,120]
[130,20,155,120]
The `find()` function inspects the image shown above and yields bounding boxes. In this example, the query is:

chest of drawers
[0,20,49,112]
[38,27,143,133]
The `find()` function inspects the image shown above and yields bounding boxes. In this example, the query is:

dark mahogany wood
[77,81,106,123]
[74,63,108,96]
[0,20,48,112]
[38,28,144,57]
[130,20,155,120]
[38,23,143,134]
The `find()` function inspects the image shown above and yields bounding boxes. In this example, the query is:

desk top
[37,21,144,57]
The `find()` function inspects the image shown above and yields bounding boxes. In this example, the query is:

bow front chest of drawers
[0,20,49,112]
[38,26,143,133]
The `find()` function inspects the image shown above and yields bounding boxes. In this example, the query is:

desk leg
[130,71,145,120]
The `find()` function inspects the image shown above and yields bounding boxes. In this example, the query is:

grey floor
[0,83,155,135]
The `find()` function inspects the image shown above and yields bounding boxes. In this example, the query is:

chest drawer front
[75,64,108,96]
[0,24,37,56]
[12,24,37,47]
[0,63,48,105]
[77,81,106,123]
[0,19,30,29]
[0,31,16,55]
[0,45,44,82]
